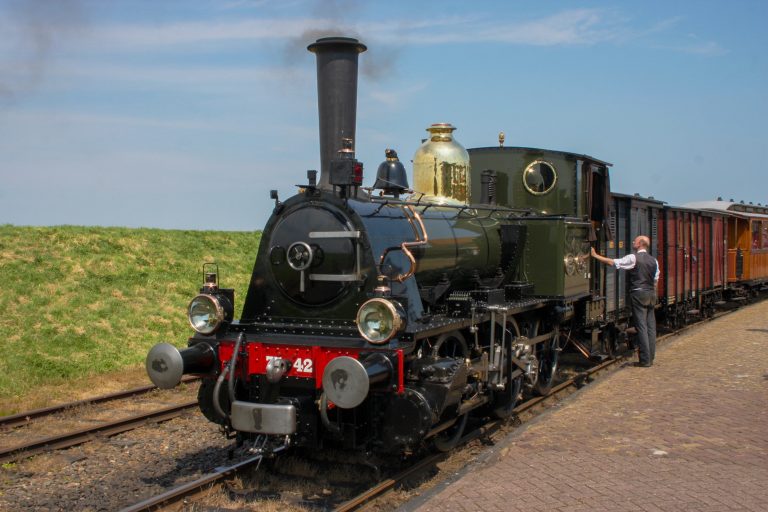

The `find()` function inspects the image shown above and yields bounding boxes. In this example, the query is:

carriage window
[762,223,768,248]
[523,160,557,195]
[752,222,761,249]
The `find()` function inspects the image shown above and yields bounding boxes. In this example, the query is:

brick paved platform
[402,302,768,512]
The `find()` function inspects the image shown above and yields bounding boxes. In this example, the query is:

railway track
[0,307,728,510]
[0,375,200,429]
[117,355,615,512]
[119,454,267,512]
[115,309,731,512]
[115,345,649,511]
[0,376,202,464]
[0,400,198,465]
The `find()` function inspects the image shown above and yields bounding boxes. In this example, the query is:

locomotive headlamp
[188,294,225,334]
[356,298,404,344]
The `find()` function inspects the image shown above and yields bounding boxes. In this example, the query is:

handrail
[378,204,429,283]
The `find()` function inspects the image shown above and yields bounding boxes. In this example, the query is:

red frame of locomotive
[218,342,406,393]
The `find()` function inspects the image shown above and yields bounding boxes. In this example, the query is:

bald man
[592,236,659,367]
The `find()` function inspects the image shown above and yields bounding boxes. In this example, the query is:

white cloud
[58,61,312,88]
[0,108,229,132]
[675,40,728,57]
[380,9,621,46]
[89,18,325,48]
[44,10,626,51]
[2,8,723,64]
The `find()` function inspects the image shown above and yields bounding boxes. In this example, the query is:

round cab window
[523,160,557,195]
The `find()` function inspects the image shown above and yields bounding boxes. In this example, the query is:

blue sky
[1,0,766,230]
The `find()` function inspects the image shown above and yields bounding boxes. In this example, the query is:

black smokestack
[307,36,367,189]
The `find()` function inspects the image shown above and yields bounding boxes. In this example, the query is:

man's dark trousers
[631,289,656,365]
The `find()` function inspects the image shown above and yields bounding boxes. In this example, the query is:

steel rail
[0,376,200,429]
[334,453,444,512]
[118,455,264,512]
[0,400,198,464]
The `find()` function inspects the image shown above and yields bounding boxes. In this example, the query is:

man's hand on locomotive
[590,247,615,267]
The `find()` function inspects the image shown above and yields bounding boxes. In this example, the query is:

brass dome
[412,123,470,204]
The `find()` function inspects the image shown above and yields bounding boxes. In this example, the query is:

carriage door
[697,216,705,293]
[617,199,630,312]
[676,214,685,301]
[683,213,692,299]
[713,216,725,287]
[691,215,700,302]
[703,216,712,290]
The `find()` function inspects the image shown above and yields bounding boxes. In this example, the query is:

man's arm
[591,247,615,267]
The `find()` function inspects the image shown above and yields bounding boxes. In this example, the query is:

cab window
[523,160,557,195]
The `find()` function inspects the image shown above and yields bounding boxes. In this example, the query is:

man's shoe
[633,362,652,367]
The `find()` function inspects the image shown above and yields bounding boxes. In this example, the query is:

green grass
[0,225,261,401]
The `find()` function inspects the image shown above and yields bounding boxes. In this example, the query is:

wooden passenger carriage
[685,200,768,296]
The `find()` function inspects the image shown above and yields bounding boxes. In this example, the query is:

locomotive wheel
[491,316,525,419]
[533,323,560,396]
[603,326,623,358]
[431,331,469,359]
[430,330,470,451]
[197,378,230,425]
[432,413,469,452]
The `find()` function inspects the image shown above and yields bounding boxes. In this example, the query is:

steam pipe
[307,36,367,189]
[227,332,245,406]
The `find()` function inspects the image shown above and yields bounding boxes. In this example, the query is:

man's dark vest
[629,251,657,291]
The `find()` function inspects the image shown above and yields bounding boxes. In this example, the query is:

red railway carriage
[657,206,727,327]
[686,200,768,296]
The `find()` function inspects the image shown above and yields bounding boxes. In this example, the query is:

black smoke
[0,0,86,101]
[281,0,398,79]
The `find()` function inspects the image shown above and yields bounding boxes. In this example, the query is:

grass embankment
[0,225,260,414]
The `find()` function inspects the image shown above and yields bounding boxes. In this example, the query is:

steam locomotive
[145,36,767,456]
